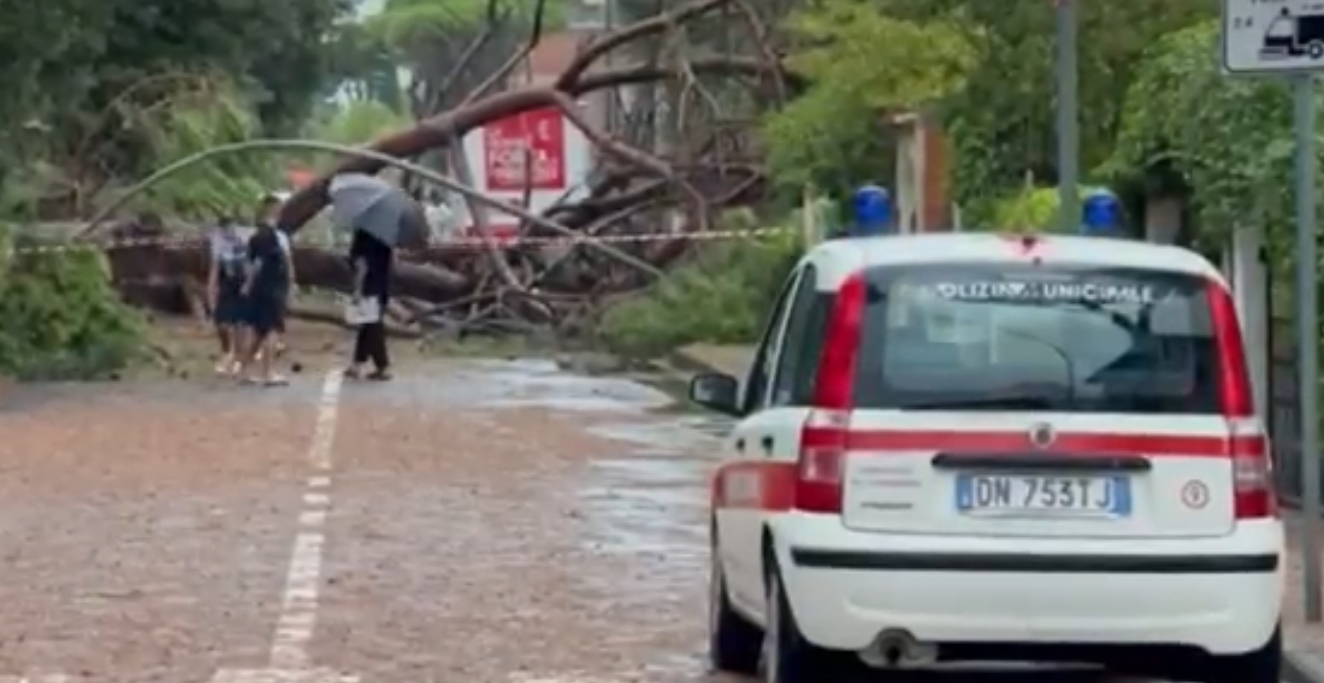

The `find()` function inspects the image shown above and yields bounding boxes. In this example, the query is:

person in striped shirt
[206,216,248,375]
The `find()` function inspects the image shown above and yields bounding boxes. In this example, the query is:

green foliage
[307,100,413,146]
[598,211,803,358]
[872,0,1216,225]
[990,186,1064,233]
[1105,20,1298,250]
[0,0,351,383]
[0,231,144,380]
[126,75,275,219]
[326,23,405,106]
[762,0,976,197]
[0,0,353,212]
[984,184,1114,233]
[369,0,563,49]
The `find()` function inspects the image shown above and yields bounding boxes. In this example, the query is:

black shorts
[213,288,245,326]
[245,295,286,337]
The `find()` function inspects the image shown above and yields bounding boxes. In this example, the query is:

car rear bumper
[769,514,1283,656]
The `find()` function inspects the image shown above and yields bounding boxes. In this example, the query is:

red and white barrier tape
[7,226,794,256]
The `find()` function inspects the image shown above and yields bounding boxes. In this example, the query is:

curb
[1287,651,1324,683]
[665,349,721,376]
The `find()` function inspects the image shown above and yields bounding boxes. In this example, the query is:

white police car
[690,232,1282,683]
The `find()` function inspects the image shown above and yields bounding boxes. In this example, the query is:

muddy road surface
[0,359,1202,682]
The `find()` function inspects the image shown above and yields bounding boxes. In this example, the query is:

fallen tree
[89,0,788,338]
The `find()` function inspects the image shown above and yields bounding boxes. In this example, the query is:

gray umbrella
[327,173,429,249]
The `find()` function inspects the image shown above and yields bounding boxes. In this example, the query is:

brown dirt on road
[0,386,315,682]
[313,401,720,682]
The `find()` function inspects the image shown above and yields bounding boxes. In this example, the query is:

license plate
[955,475,1131,517]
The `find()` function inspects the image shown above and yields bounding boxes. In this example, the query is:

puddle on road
[576,391,733,677]
[361,357,681,413]
[580,414,729,555]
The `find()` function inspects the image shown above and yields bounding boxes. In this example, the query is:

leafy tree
[1105,20,1298,251]
[0,0,353,215]
[0,0,355,378]
[325,22,405,106]
[0,231,145,380]
[84,0,354,133]
[369,0,564,118]
[833,0,1215,224]
[599,210,803,357]
[307,100,414,146]
[760,0,976,198]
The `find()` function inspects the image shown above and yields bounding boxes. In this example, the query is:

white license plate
[955,474,1131,516]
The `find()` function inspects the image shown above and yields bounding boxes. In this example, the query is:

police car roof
[804,232,1223,291]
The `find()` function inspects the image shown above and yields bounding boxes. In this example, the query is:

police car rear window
[853,263,1220,414]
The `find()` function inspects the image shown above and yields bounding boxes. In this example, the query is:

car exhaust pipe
[858,628,938,669]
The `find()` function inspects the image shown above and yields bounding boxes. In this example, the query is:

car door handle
[735,437,746,452]
[760,436,774,455]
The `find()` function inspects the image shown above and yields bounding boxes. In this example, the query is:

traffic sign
[1223,0,1324,73]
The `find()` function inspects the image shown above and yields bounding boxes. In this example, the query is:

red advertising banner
[483,107,566,191]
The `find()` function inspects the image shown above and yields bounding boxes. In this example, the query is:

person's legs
[216,324,230,355]
[272,313,287,356]
[243,297,287,385]
[237,294,266,382]
[363,323,389,377]
[265,300,288,384]
[369,294,391,377]
[214,293,242,374]
[214,324,235,374]
[347,324,371,378]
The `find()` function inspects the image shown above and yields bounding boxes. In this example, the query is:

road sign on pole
[1223,0,1324,73]
[1222,0,1324,623]
[1292,73,1322,624]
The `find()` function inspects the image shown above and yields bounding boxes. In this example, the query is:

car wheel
[760,565,827,683]
[1311,42,1324,59]
[708,548,761,674]
[1194,625,1281,683]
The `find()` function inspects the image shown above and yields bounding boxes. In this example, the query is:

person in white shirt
[206,217,248,375]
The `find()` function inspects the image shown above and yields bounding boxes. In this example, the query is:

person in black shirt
[345,230,393,380]
[239,221,291,385]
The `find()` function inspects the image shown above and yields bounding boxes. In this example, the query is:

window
[853,263,1220,414]
[769,265,832,407]
[741,269,803,414]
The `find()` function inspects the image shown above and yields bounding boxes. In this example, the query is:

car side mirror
[688,372,741,416]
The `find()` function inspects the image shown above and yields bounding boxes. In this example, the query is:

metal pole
[1055,0,1079,232]
[1294,73,1322,623]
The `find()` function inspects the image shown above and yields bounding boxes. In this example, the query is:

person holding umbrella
[328,173,430,381]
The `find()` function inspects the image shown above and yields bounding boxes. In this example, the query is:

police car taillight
[1207,280,1276,519]
[796,272,865,513]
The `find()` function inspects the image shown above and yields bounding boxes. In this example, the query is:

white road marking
[210,668,357,683]
[212,370,358,683]
[0,675,69,683]
[270,370,343,669]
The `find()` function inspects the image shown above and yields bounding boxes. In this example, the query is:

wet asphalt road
[0,358,1191,682]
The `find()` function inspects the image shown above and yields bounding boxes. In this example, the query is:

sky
[356,0,386,20]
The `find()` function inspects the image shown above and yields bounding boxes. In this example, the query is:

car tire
[1311,42,1324,59]
[1193,625,1281,683]
[761,564,828,683]
[708,549,761,674]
